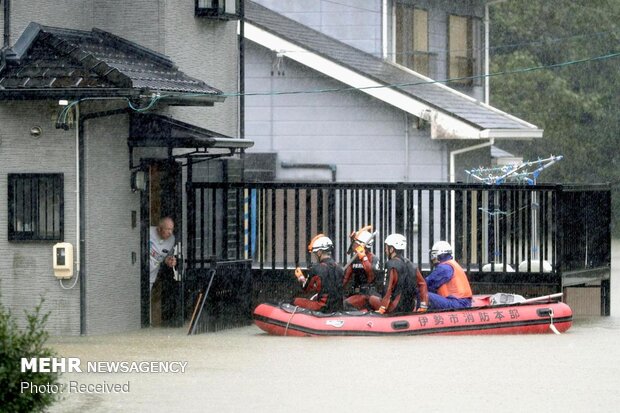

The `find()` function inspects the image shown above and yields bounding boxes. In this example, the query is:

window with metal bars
[7,173,64,241]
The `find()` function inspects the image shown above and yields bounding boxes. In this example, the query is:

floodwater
[46,242,620,413]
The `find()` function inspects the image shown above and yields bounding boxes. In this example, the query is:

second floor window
[8,173,64,241]
[448,14,481,86]
[394,3,430,76]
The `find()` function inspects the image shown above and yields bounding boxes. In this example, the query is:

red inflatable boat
[253,294,572,336]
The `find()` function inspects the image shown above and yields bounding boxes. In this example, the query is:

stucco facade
[0,1,240,335]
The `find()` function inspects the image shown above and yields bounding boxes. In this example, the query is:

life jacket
[385,256,417,312]
[350,252,377,288]
[309,257,344,312]
[436,259,472,299]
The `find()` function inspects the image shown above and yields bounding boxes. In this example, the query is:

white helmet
[430,241,452,260]
[355,230,374,246]
[308,234,334,253]
[384,233,406,250]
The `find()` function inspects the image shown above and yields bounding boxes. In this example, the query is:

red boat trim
[253,314,572,336]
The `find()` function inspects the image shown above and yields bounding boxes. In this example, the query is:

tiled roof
[244,1,541,136]
[0,23,222,99]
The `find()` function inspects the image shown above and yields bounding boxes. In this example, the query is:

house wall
[245,41,447,183]
[0,101,81,336]
[163,1,239,137]
[1,2,240,334]
[82,112,141,334]
[2,0,94,39]
[251,0,383,57]
[3,0,238,138]
[250,0,485,100]
[91,0,240,137]
[0,102,142,336]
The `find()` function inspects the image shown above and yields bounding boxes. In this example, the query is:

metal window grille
[7,173,64,241]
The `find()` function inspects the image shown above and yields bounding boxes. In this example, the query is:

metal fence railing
[186,182,612,314]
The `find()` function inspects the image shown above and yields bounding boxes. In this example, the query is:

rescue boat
[253,294,572,336]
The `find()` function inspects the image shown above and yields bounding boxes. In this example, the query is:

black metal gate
[185,181,612,315]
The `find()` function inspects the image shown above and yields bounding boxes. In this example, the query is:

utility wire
[220,51,620,98]
[58,50,620,121]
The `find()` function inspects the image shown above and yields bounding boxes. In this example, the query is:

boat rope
[548,309,561,335]
[284,306,299,336]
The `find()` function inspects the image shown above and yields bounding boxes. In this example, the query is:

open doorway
[141,159,183,327]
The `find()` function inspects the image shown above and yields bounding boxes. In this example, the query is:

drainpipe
[485,0,508,104]
[239,0,244,140]
[1,0,9,72]
[448,138,495,248]
[3,0,10,48]
[449,138,495,183]
[404,113,410,181]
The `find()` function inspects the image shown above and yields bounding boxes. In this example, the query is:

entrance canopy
[128,113,254,153]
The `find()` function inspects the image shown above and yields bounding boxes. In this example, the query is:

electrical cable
[56,50,620,117]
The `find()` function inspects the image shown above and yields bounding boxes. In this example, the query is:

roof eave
[159,93,225,106]
[480,128,544,140]
[0,88,142,100]
[0,88,225,106]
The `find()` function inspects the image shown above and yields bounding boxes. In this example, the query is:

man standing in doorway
[150,217,177,289]
[150,217,177,326]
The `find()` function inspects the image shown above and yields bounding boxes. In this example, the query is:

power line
[221,51,620,98]
[60,50,619,117]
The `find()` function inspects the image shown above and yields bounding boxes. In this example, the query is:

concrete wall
[3,0,238,138]
[82,113,141,334]
[90,0,239,137]
[1,1,240,334]
[245,41,447,183]
[0,101,81,336]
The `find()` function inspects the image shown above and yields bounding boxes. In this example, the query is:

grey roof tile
[0,23,222,97]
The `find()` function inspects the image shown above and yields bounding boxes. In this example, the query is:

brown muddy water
[46,242,620,413]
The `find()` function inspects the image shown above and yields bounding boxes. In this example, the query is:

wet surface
[46,242,620,412]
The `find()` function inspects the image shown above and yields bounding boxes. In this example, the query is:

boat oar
[521,292,563,304]
[343,230,378,270]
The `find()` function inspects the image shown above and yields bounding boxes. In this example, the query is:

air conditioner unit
[195,0,239,20]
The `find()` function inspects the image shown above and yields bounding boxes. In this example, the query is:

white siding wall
[245,42,447,183]
[0,101,81,336]
[251,0,384,56]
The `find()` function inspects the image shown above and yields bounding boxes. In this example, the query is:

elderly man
[149,217,177,290]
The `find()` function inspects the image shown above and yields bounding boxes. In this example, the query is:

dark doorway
[141,159,183,327]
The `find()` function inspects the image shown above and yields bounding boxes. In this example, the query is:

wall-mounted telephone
[53,242,74,279]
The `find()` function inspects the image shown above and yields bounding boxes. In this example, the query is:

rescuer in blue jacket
[426,241,473,309]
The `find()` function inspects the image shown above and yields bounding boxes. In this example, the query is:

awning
[128,113,254,151]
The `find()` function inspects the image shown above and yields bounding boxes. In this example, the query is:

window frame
[447,13,482,86]
[393,2,432,76]
[7,173,64,242]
